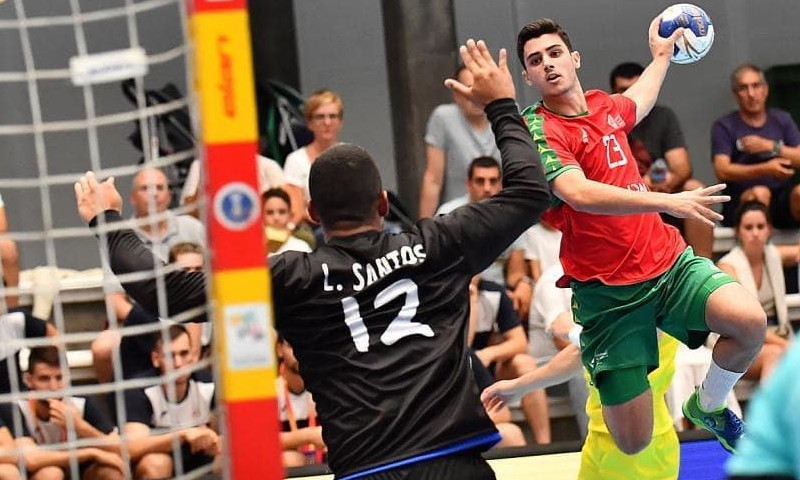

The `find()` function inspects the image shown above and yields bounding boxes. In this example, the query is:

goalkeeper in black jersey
[75,40,550,480]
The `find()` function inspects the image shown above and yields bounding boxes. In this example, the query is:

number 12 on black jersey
[340,278,434,352]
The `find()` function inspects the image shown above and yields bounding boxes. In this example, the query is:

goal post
[189,1,283,479]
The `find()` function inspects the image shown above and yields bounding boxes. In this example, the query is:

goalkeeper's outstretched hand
[74,171,123,223]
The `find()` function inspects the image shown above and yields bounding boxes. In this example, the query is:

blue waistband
[337,431,501,480]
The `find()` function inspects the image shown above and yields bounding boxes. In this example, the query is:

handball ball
[658,3,714,64]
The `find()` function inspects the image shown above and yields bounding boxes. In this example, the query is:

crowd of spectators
[0,56,798,477]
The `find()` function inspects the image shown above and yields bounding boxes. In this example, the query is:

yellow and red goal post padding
[190,1,283,479]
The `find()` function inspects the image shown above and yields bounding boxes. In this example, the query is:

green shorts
[572,247,735,405]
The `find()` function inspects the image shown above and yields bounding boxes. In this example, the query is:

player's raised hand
[664,183,730,227]
[74,171,122,223]
[444,39,514,107]
[648,15,683,61]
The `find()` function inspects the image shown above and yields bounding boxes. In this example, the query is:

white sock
[698,360,743,412]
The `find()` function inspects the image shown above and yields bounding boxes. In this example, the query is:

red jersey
[521,90,685,285]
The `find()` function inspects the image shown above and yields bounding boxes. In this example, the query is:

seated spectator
[167,243,208,361]
[128,168,206,262]
[0,412,20,480]
[717,201,792,381]
[262,189,312,255]
[180,155,286,215]
[469,277,550,444]
[610,62,712,257]
[0,193,20,309]
[437,157,532,320]
[527,264,589,439]
[276,335,325,467]
[467,351,526,449]
[0,310,55,394]
[466,278,526,449]
[92,242,208,384]
[419,65,500,218]
[712,63,800,228]
[11,346,123,480]
[283,89,344,230]
[123,324,219,479]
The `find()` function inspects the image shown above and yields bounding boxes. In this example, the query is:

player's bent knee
[85,464,124,480]
[90,331,120,358]
[29,466,64,480]
[135,454,173,479]
[0,464,21,480]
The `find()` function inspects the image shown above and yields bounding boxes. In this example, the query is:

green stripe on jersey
[521,103,562,180]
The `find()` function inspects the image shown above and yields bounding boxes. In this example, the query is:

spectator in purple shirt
[712,63,800,227]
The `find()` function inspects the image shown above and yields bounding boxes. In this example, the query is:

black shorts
[346,451,495,480]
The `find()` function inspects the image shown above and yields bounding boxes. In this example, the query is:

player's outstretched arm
[434,40,550,273]
[552,169,729,227]
[622,15,682,124]
[75,172,208,320]
[481,344,582,412]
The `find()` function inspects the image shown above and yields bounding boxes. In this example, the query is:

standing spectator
[283,89,344,229]
[419,65,501,218]
[123,324,220,479]
[712,63,800,228]
[75,40,551,479]
[717,201,792,381]
[262,189,312,255]
[0,193,20,309]
[12,346,124,480]
[610,62,713,257]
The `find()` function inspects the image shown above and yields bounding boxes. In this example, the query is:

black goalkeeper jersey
[96,98,550,478]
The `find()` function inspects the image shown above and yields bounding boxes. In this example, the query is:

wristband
[568,325,582,347]
[771,139,784,157]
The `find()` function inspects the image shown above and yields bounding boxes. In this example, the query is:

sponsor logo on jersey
[606,114,625,130]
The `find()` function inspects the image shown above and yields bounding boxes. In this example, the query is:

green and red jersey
[521,90,685,285]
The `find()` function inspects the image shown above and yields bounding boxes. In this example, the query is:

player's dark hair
[28,346,61,373]
[262,187,292,209]
[167,242,203,263]
[517,18,573,66]
[309,143,383,229]
[730,63,765,90]
[734,200,771,228]
[153,323,191,352]
[467,156,501,180]
[609,62,645,90]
